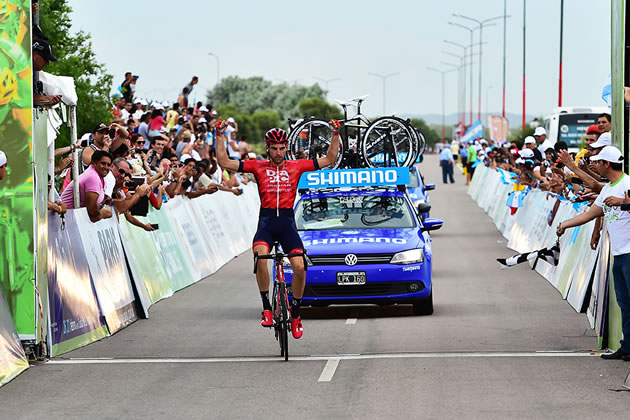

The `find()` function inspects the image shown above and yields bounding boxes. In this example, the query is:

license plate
[337,271,366,285]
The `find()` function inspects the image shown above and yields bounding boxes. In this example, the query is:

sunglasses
[114,165,129,177]
[136,141,145,145]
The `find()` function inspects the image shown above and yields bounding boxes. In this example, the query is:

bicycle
[253,243,309,361]
[286,95,425,169]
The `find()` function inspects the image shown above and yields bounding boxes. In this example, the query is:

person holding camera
[81,123,128,172]
[557,146,630,360]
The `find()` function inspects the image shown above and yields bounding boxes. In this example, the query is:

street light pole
[368,72,399,115]
[428,67,456,142]
[441,58,465,129]
[448,22,478,126]
[453,14,504,122]
[558,0,564,107]
[208,52,220,86]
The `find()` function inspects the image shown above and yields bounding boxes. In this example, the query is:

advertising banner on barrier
[118,215,173,305]
[75,209,138,333]
[0,287,28,387]
[188,195,234,270]
[47,212,108,356]
[163,197,215,280]
[0,1,37,339]
[146,208,196,291]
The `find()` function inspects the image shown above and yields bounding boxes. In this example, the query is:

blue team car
[284,167,443,315]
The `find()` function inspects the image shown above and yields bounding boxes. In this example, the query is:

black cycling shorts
[253,208,304,254]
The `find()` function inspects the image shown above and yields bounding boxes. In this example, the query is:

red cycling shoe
[261,310,273,327]
[291,317,303,339]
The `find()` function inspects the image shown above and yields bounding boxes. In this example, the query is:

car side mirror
[424,183,436,191]
[417,203,432,215]
[422,218,443,232]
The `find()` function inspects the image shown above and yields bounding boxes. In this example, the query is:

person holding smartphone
[556,146,630,361]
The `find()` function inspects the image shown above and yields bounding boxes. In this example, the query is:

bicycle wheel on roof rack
[414,129,427,159]
[287,118,343,169]
[360,117,418,168]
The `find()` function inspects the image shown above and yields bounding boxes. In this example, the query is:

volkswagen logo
[345,254,358,266]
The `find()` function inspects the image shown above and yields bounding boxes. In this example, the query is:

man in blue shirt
[439,146,455,184]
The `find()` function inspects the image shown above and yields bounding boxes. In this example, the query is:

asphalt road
[1,154,629,419]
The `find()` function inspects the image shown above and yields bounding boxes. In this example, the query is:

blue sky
[68,0,611,121]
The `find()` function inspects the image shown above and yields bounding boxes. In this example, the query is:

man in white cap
[534,127,553,155]
[523,136,543,161]
[589,131,612,152]
[557,145,630,361]
[0,150,6,181]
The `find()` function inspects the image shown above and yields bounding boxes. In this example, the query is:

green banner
[0,1,36,338]
[147,207,196,291]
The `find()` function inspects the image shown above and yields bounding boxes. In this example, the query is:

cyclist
[216,120,340,339]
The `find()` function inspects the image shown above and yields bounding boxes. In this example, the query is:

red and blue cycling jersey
[238,159,320,211]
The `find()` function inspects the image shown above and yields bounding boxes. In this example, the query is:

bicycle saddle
[350,94,369,102]
[334,99,355,107]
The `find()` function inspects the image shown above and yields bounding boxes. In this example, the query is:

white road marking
[318,358,340,382]
[47,351,600,365]
[345,318,357,325]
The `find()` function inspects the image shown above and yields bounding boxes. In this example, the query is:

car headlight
[413,199,426,207]
[390,248,424,264]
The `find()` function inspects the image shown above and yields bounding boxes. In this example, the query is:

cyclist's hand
[329,119,341,135]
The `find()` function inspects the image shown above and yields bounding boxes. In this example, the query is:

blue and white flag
[461,120,483,144]
[602,74,611,108]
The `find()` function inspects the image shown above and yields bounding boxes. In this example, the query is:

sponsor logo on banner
[298,167,409,189]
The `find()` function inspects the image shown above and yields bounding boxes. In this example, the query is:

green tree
[207,76,326,120]
[40,0,113,148]
[252,109,282,141]
[215,103,259,143]
[298,97,343,121]
[410,118,441,148]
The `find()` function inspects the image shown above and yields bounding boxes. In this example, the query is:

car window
[296,195,417,230]
[408,169,422,188]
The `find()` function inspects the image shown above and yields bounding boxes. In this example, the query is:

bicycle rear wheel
[360,117,418,168]
[278,282,289,361]
[287,118,343,169]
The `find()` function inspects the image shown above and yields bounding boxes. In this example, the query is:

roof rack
[298,185,406,195]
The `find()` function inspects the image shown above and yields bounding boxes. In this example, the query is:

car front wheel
[412,292,433,315]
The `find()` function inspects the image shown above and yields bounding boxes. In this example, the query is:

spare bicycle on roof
[286,95,426,169]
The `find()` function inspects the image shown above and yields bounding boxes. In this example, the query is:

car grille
[308,253,395,265]
[305,282,424,297]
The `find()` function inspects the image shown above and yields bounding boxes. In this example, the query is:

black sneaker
[600,348,630,360]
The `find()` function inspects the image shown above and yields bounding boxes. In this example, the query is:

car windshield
[295,195,416,230]
[408,169,422,188]
[557,113,599,148]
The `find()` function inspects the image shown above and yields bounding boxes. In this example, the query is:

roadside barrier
[468,165,622,350]
[0,182,261,389]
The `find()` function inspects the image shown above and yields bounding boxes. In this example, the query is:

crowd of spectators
[48,71,258,230]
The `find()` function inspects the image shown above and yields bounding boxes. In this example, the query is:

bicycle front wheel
[287,118,343,169]
[278,282,289,361]
[360,117,417,168]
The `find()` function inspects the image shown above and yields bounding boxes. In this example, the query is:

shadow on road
[301,304,416,319]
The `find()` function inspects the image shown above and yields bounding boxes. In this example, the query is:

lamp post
[444,40,484,126]
[427,67,456,142]
[207,52,220,86]
[453,13,504,121]
[313,77,342,99]
[368,72,399,115]
[447,22,477,126]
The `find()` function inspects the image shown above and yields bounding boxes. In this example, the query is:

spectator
[81,123,128,171]
[60,150,113,222]
[120,101,133,122]
[148,108,166,138]
[166,103,180,130]
[0,150,6,181]
[178,87,190,108]
[523,136,543,161]
[120,72,136,103]
[183,76,199,95]
[557,146,630,361]
[32,39,61,106]
[439,145,455,184]
[597,113,611,133]
[534,127,553,155]
[133,99,147,120]
[137,112,151,147]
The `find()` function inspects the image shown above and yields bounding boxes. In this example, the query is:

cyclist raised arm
[215,120,241,172]
[219,120,340,340]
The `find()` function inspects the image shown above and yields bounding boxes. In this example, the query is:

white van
[543,106,609,151]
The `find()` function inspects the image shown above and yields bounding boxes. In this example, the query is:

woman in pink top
[148,108,166,138]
